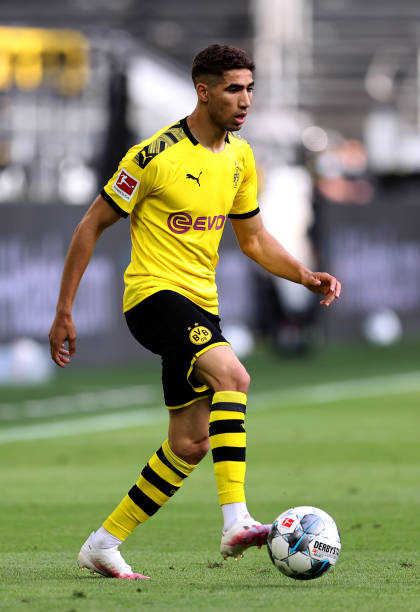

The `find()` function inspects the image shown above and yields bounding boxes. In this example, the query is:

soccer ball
[267,506,341,580]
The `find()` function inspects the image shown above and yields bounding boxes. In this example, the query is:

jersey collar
[181,117,230,146]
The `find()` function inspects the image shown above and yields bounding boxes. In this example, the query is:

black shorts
[125,290,229,409]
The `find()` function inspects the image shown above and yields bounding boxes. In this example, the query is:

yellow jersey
[102,118,259,314]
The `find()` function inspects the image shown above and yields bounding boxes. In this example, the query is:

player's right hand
[48,313,76,368]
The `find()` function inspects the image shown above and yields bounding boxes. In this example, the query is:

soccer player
[49,44,341,580]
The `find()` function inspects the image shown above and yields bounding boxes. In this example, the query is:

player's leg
[102,396,211,540]
[167,397,211,464]
[78,292,214,579]
[194,344,271,559]
[78,397,211,579]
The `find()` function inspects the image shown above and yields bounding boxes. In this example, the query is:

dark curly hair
[192,44,255,84]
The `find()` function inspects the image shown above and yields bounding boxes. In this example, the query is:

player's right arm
[49,194,122,367]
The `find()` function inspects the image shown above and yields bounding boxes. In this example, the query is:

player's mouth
[234,113,247,125]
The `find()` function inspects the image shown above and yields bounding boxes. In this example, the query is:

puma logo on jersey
[186,171,202,186]
[135,144,161,169]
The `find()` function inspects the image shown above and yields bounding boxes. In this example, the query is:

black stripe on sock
[156,446,187,480]
[211,401,246,414]
[209,419,245,436]
[141,464,180,497]
[128,484,161,516]
[211,446,246,462]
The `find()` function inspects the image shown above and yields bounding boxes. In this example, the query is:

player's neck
[186,112,227,153]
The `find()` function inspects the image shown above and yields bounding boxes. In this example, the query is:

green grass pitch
[0,341,419,611]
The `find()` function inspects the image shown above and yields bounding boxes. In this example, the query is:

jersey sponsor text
[167,213,226,234]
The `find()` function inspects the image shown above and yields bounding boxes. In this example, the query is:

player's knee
[192,437,210,463]
[237,367,251,393]
[172,436,210,465]
[214,362,250,393]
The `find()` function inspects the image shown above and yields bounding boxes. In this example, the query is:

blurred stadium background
[2,7,420,607]
[1,0,420,382]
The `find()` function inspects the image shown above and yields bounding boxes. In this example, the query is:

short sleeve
[102,146,157,217]
[228,144,259,219]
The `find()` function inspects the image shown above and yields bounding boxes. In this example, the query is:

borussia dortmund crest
[188,324,212,345]
[233,164,241,188]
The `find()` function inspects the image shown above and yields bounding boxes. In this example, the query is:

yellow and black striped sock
[209,390,247,505]
[103,439,195,541]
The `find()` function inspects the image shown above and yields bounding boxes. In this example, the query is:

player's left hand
[302,271,341,306]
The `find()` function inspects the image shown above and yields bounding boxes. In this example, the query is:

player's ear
[196,82,209,103]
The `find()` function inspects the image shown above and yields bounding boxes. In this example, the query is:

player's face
[206,69,254,132]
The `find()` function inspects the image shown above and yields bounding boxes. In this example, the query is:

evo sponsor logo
[312,540,340,558]
[112,169,139,202]
[167,213,226,234]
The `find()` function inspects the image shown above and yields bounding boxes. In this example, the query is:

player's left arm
[230,213,341,307]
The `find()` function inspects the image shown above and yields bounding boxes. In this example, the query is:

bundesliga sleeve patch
[112,169,140,202]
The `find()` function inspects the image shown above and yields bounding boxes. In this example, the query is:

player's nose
[239,91,252,108]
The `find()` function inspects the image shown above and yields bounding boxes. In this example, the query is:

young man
[49,44,341,580]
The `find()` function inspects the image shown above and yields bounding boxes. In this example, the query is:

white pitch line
[0,408,168,444]
[0,385,157,421]
[0,370,419,444]
[250,370,420,409]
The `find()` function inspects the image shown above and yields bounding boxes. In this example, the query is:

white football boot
[220,519,272,560]
[78,532,150,579]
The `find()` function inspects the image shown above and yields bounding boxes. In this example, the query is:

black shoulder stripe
[135,120,188,168]
[166,131,179,144]
[228,207,260,220]
[101,189,129,218]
